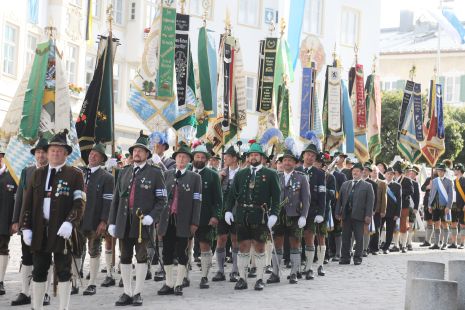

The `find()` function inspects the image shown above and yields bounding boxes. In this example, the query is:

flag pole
[106,4,116,156]
[436,0,443,83]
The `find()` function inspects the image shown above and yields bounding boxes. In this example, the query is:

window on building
[190,0,214,19]
[444,76,462,103]
[303,0,323,36]
[113,63,120,105]
[238,0,260,27]
[69,0,82,6]
[340,7,359,46]
[28,0,39,24]
[85,55,96,90]
[25,34,38,66]
[145,0,157,28]
[246,75,256,111]
[112,0,124,25]
[66,44,79,84]
[3,24,18,76]
[92,0,101,18]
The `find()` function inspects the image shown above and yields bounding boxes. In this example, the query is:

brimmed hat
[364,162,374,172]
[385,167,395,174]
[278,149,298,162]
[129,131,152,159]
[352,162,364,170]
[407,165,420,174]
[246,143,266,157]
[376,162,387,171]
[172,143,193,160]
[45,129,73,155]
[435,163,446,171]
[90,143,108,162]
[223,145,240,159]
[393,161,404,174]
[192,144,211,159]
[334,151,348,158]
[345,157,353,164]
[301,143,319,157]
[30,137,49,155]
[454,163,465,173]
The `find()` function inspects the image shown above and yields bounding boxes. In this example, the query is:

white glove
[23,229,33,246]
[105,158,118,170]
[314,215,324,224]
[298,216,307,228]
[152,153,162,164]
[267,215,278,230]
[108,224,116,237]
[225,212,234,225]
[57,221,73,239]
[142,215,153,226]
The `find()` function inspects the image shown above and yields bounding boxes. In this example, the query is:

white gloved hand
[142,215,154,226]
[152,153,162,164]
[314,215,324,224]
[298,216,307,228]
[105,158,118,170]
[267,215,278,230]
[225,212,234,225]
[57,221,73,239]
[108,224,116,237]
[23,229,33,246]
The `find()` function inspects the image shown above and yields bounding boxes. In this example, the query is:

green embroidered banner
[156,6,176,99]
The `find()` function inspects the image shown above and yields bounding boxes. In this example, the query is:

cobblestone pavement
[1,235,462,310]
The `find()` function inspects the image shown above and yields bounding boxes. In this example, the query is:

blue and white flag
[428,9,465,45]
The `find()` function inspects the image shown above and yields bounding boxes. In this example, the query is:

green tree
[377,91,402,164]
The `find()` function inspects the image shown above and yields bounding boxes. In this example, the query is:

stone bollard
[449,261,465,310]
[409,278,458,310]
[405,261,445,310]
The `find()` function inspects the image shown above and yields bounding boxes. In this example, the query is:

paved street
[0,234,462,310]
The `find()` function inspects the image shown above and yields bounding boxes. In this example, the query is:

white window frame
[189,0,214,20]
[113,63,120,105]
[302,0,323,36]
[245,74,257,111]
[340,7,360,47]
[92,0,102,19]
[25,33,38,67]
[66,44,79,84]
[145,0,157,28]
[112,0,124,25]
[85,54,96,90]
[69,0,82,7]
[444,75,461,104]
[237,0,261,28]
[3,23,18,77]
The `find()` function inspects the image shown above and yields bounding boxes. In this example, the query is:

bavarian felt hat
[45,129,73,155]
[393,161,404,174]
[334,151,348,158]
[172,143,193,160]
[278,149,298,162]
[192,144,211,159]
[30,137,49,155]
[129,130,152,159]
[352,162,364,170]
[407,165,420,174]
[90,143,108,162]
[454,163,465,173]
[301,143,319,157]
[246,143,266,157]
[223,145,240,159]
[435,163,447,171]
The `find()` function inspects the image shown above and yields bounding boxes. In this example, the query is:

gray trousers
[341,218,365,261]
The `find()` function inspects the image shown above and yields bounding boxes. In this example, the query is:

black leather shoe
[174,286,183,296]
[157,284,174,295]
[101,267,107,273]
[153,269,165,282]
[199,277,209,289]
[332,256,340,262]
[441,243,447,250]
[11,293,31,306]
[289,273,298,284]
[265,265,273,274]
[297,272,302,279]
[43,293,50,306]
[71,285,79,295]
[145,270,152,280]
[101,276,116,287]
[115,293,133,306]
[182,277,190,288]
[353,258,362,265]
[234,278,248,290]
[390,246,400,252]
[86,273,90,280]
[247,267,257,278]
[407,244,413,251]
[429,244,440,250]
[371,251,379,255]
[229,272,239,282]
[266,273,280,284]
[194,257,201,263]
[132,293,143,306]
[420,241,431,247]
[317,266,325,276]
[383,250,389,254]
[212,272,226,282]
[0,282,5,295]
[83,285,96,296]
[305,269,314,280]
[254,279,265,291]
[118,278,123,287]
[401,247,407,253]
[362,250,368,257]
[339,260,350,265]
[448,244,457,249]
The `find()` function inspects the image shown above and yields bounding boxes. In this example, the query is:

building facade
[0,0,380,150]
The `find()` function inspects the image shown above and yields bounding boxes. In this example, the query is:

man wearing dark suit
[336,163,374,265]
[407,166,421,251]
[329,164,347,261]
[369,165,387,254]
[381,168,402,254]
[393,161,414,253]
[362,163,377,257]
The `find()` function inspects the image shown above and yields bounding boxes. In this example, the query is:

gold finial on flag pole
[354,43,359,64]
[279,18,286,38]
[225,7,231,35]
[180,0,185,14]
[106,4,113,33]
[372,54,377,74]
[305,48,314,68]
[409,65,416,81]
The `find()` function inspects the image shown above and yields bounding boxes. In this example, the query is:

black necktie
[48,168,56,190]
[133,167,140,179]
[251,167,257,179]
[195,169,199,174]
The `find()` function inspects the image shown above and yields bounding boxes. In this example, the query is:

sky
[380,0,465,28]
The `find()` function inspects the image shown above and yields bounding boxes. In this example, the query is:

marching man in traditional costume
[428,163,453,250]
[380,167,401,254]
[0,146,17,296]
[157,143,202,296]
[393,162,413,253]
[296,143,326,280]
[108,131,167,306]
[267,149,310,285]
[214,145,241,282]
[21,130,85,310]
[191,144,222,289]
[10,137,51,306]
[224,143,281,291]
[80,143,114,296]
